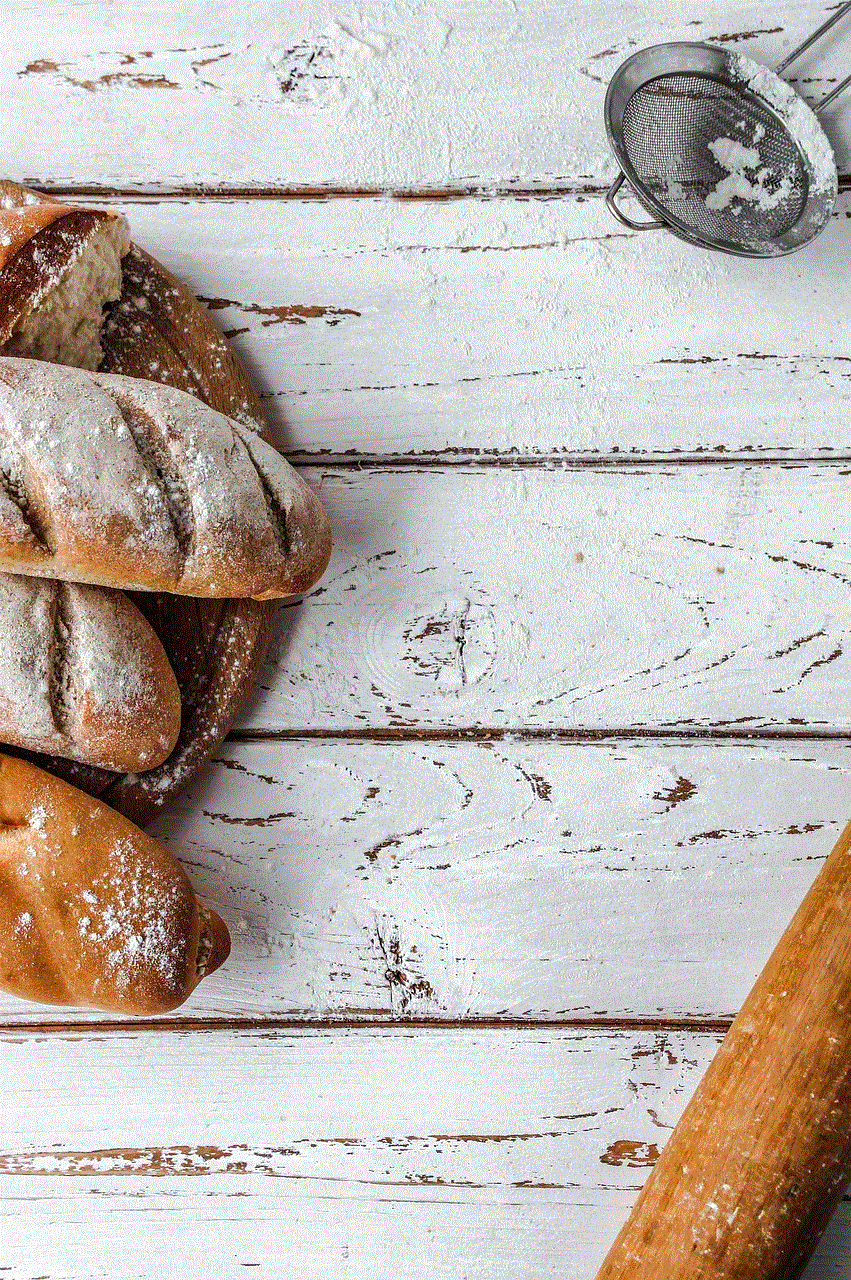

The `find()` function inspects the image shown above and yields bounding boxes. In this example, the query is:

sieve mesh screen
[621,72,807,248]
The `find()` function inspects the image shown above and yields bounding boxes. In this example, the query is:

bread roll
[0,571,180,771]
[0,356,331,598]
[0,753,230,1014]
[0,192,129,370]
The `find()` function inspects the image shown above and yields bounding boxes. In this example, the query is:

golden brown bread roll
[0,192,129,370]
[0,571,181,771]
[0,356,332,599]
[0,754,230,1014]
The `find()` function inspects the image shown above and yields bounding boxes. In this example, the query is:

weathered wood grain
[7,1,851,189]
[62,193,851,459]
[1,739,849,1024]
[0,1024,718,1169]
[10,4,850,1272]
[238,464,851,732]
[2,1182,844,1280]
[0,1025,847,1277]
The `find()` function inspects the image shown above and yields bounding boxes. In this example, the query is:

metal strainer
[604,6,851,256]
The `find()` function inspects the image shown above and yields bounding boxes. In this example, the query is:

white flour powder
[703,57,837,216]
[705,135,794,212]
[729,54,837,196]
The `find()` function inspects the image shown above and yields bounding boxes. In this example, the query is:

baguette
[0,571,181,772]
[0,753,229,1014]
[0,191,129,370]
[0,356,331,598]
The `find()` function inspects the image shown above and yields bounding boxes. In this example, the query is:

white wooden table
[3,3,851,1275]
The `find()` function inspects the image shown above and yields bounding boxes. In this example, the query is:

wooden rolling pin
[595,819,851,1280]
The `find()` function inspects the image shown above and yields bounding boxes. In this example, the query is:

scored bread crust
[0,357,332,599]
[0,753,230,1014]
[0,572,181,772]
[0,198,130,368]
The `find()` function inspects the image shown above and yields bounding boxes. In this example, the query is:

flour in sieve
[705,135,794,212]
[730,53,838,196]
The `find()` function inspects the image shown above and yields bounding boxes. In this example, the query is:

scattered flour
[75,836,187,991]
[729,53,837,196]
[28,805,48,834]
[705,135,794,212]
[703,56,837,220]
[0,574,175,770]
[711,137,761,173]
[0,357,312,598]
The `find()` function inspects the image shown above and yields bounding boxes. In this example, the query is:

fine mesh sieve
[604,10,850,256]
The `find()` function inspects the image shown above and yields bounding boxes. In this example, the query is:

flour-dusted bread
[0,572,180,771]
[0,754,230,1013]
[0,357,332,598]
[0,193,129,370]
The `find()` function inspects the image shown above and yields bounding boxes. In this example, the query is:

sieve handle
[775,1,851,74]
[816,69,851,114]
[605,172,666,231]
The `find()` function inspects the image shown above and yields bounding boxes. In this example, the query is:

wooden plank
[2,739,850,1024]
[1,1183,845,1280]
[0,1024,718,1167]
[0,1025,847,1277]
[71,193,851,459]
[7,1,851,189]
[245,464,851,733]
[0,1182,646,1280]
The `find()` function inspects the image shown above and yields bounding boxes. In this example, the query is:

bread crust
[0,198,129,349]
[0,753,230,1013]
[0,572,181,771]
[0,357,332,598]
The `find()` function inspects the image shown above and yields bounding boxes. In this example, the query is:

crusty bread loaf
[0,571,181,771]
[0,193,129,370]
[0,753,230,1013]
[0,356,331,598]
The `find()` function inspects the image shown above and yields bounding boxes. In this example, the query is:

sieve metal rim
[604,42,836,257]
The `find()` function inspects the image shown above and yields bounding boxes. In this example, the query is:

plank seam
[289,453,851,470]
[0,1014,737,1036]
[227,728,851,745]
[20,176,851,202]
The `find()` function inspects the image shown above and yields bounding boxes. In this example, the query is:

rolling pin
[595,818,851,1280]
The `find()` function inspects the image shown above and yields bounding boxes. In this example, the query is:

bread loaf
[0,192,129,370]
[0,571,181,771]
[0,753,230,1013]
[0,356,331,598]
